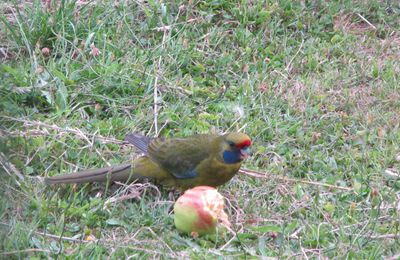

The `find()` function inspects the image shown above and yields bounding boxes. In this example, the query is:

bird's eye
[228,141,235,147]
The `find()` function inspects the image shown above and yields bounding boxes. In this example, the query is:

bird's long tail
[44,163,136,184]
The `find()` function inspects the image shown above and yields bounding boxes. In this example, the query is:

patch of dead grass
[285,81,308,113]
[334,13,375,35]
[334,12,400,65]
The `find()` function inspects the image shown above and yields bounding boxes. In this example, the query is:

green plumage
[45,132,251,190]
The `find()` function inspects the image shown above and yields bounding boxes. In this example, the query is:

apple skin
[174,186,229,237]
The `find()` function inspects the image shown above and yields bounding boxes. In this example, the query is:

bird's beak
[240,147,251,159]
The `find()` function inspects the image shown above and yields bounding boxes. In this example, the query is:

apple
[174,186,230,237]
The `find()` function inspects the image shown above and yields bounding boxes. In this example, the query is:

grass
[0,0,399,258]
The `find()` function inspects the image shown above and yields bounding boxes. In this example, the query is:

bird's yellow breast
[175,157,242,190]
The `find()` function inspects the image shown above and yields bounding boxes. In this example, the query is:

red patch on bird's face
[236,139,252,149]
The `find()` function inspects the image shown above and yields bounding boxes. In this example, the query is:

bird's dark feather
[125,133,152,154]
[147,134,215,179]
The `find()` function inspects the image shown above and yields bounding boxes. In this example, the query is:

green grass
[1,0,399,258]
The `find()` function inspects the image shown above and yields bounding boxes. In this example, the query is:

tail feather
[125,133,151,154]
[45,163,133,184]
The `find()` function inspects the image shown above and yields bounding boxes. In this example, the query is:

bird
[44,132,252,190]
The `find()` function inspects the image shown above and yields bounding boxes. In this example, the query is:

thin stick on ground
[240,168,355,193]
[0,222,87,244]
[365,233,400,239]
[34,231,87,243]
[152,25,168,137]
[0,116,125,145]
[0,151,24,182]
[0,249,51,255]
[356,13,377,30]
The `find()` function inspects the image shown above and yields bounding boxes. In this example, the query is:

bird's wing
[125,133,152,154]
[147,135,215,179]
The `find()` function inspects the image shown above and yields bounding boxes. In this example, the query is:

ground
[0,0,399,258]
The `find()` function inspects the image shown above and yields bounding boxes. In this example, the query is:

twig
[0,222,175,256]
[286,38,304,73]
[356,13,377,30]
[0,116,125,145]
[153,66,160,137]
[300,246,310,260]
[224,117,244,134]
[152,25,169,137]
[0,221,88,244]
[331,215,390,233]
[104,182,161,206]
[0,248,51,255]
[218,235,237,251]
[105,192,141,205]
[130,227,176,256]
[366,233,400,239]
[35,230,87,243]
[240,168,355,193]
[289,227,303,239]
[152,18,201,32]
[0,151,24,182]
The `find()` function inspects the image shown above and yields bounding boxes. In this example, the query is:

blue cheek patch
[223,150,240,164]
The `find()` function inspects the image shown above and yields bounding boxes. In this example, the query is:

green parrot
[45,132,252,190]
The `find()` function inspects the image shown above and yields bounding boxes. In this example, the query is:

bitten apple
[174,186,230,237]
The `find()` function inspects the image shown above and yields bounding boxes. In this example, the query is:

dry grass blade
[240,168,355,193]
[0,249,51,255]
[1,115,125,145]
[0,151,24,182]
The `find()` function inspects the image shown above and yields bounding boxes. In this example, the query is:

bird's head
[221,133,252,164]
